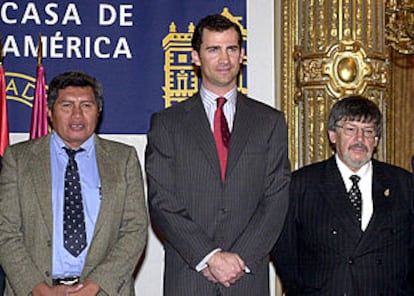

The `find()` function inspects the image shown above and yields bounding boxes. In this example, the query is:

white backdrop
[10,0,280,294]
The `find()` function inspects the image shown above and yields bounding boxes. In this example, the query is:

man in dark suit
[0,71,148,296]
[273,95,414,295]
[145,14,291,296]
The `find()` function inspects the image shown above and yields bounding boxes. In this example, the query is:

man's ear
[192,50,201,66]
[373,136,379,148]
[239,47,245,64]
[328,130,337,144]
[47,105,52,122]
[46,105,54,129]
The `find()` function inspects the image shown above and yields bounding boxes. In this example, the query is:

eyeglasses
[335,124,377,138]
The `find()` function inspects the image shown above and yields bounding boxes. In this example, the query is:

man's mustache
[348,143,368,152]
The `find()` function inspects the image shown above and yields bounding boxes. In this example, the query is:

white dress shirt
[336,155,373,231]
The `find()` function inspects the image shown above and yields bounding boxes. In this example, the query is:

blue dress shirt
[50,131,101,278]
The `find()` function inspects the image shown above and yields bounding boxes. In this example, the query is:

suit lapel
[183,95,222,179]
[358,161,394,249]
[81,137,118,277]
[370,164,393,225]
[225,94,252,180]
[29,136,53,237]
[182,93,254,181]
[319,157,363,239]
[90,137,117,238]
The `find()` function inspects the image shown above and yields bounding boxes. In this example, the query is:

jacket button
[348,258,354,264]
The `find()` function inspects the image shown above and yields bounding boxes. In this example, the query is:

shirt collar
[51,131,95,156]
[200,85,237,107]
[335,154,372,180]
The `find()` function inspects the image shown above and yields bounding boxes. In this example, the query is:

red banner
[30,64,48,140]
[0,64,9,156]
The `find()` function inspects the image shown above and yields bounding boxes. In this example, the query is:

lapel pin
[384,188,390,197]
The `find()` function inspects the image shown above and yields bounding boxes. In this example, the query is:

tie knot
[216,97,227,109]
[350,174,360,184]
[63,147,84,160]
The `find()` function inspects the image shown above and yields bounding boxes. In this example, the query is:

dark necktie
[214,97,230,182]
[349,175,362,223]
[63,147,87,257]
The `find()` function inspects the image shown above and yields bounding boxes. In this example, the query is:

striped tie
[214,97,230,182]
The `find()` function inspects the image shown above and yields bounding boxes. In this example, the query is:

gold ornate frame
[281,0,393,170]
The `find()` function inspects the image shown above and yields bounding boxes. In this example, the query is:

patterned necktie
[214,97,231,182]
[349,175,362,223]
[63,147,87,257]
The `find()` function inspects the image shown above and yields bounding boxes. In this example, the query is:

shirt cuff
[195,248,222,272]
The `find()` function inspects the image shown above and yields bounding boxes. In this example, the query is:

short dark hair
[47,71,103,112]
[328,95,382,138]
[191,14,243,53]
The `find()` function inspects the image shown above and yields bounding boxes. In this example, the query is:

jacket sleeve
[272,168,306,295]
[145,113,220,269]
[230,112,291,272]
[85,146,148,295]
[0,146,46,295]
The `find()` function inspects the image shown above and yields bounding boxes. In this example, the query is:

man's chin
[347,158,370,170]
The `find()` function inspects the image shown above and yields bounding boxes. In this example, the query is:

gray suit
[146,93,291,295]
[0,134,148,296]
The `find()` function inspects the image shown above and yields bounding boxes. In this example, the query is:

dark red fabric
[213,97,230,182]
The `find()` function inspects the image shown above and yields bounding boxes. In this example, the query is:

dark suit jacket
[145,92,291,296]
[273,156,414,295]
[0,135,148,296]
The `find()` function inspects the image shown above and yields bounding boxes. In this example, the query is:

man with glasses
[273,95,414,295]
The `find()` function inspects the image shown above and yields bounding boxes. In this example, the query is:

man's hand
[207,251,245,287]
[32,282,82,296]
[202,267,218,283]
[68,280,100,296]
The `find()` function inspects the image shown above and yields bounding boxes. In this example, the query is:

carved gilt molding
[282,0,393,169]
